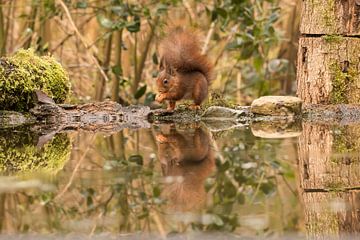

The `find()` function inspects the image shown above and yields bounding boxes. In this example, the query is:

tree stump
[297,1,360,104]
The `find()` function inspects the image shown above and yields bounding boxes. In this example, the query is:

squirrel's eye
[163,79,168,84]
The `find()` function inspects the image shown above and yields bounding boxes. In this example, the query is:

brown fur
[156,28,213,110]
[154,124,215,212]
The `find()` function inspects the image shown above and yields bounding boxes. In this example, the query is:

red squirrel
[155,28,213,111]
[154,124,215,212]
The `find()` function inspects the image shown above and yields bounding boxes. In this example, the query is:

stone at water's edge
[202,106,251,119]
[250,96,302,116]
[251,120,302,139]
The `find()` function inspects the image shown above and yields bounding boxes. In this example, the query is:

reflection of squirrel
[155,28,213,111]
[154,124,215,212]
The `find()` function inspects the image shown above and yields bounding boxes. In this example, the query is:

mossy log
[0,49,70,111]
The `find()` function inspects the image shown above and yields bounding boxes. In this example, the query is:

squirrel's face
[156,70,175,93]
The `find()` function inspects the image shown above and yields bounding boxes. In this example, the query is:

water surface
[0,121,359,239]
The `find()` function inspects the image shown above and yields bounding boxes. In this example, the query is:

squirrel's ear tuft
[159,57,165,71]
[168,66,177,76]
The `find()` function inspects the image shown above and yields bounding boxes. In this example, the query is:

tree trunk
[297,1,360,104]
[298,123,360,237]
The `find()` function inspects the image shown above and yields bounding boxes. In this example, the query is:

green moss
[0,131,71,173]
[204,91,237,109]
[323,35,343,44]
[0,49,70,111]
[322,0,336,29]
[329,63,355,104]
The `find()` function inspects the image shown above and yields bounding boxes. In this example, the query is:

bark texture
[301,0,360,35]
[297,1,360,104]
[298,123,360,237]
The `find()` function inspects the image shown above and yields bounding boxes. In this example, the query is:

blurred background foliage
[0,0,300,106]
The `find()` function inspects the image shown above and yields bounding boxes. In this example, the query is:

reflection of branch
[249,172,265,203]
[55,0,109,83]
[209,132,243,192]
[152,211,167,239]
[54,134,95,200]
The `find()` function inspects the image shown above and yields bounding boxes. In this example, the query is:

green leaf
[112,65,122,76]
[76,1,88,9]
[97,15,113,29]
[212,215,224,226]
[128,155,143,165]
[144,92,156,105]
[253,55,264,72]
[152,52,158,65]
[216,7,227,18]
[240,43,255,60]
[134,85,147,99]
[126,15,140,32]
[156,4,168,15]
[153,186,161,197]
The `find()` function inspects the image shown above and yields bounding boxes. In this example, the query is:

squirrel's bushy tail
[159,28,213,84]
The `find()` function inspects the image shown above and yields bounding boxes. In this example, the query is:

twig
[214,25,238,66]
[182,0,195,22]
[202,21,215,55]
[250,172,265,203]
[55,0,109,83]
[51,15,95,52]
[133,18,158,94]
[54,134,96,200]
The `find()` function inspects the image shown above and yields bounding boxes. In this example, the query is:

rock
[251,120,302,139]
[202,106,252,119]
[33,90,55,105]
[251,96,302,116]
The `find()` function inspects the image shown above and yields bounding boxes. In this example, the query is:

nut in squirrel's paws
[155,133,168,143]
[155,94,165,103]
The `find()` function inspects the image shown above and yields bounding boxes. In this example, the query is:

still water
[0,121,359,239]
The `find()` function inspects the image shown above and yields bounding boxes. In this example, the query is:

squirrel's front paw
[155,133,168,143]
[155,94,165,103]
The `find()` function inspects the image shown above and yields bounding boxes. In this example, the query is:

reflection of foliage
[0,131,71,173]
[37,151,165,233]
[0,129,298,235]
[0,49,70,111]
[202,129,296,232]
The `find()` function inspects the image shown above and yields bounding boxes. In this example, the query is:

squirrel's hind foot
[166,101,176,111]
[189,104,201,111]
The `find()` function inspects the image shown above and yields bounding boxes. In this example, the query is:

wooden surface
[296,37,360,104]
[301,0,360,35]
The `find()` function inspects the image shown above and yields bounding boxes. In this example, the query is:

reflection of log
[301,191,360,237]
[30,101,151,132]
[299,124,360,190]
[298,123,360,237]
